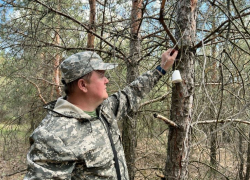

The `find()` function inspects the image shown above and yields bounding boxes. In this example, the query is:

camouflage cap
[60,51,118,84]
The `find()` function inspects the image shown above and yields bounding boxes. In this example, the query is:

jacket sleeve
[106,69,162,120]
[24,127,77,180]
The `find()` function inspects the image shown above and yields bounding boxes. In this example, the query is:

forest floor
[1,137,166,180]
[0,124,28,180]
[0,124,238,180]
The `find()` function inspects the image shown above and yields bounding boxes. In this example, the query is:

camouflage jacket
[24,69,162,180]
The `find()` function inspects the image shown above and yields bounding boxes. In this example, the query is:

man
[24,49,178,179]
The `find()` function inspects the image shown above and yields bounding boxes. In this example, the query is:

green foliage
[0,0,250,179]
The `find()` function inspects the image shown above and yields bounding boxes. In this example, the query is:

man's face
[85,70,109,104]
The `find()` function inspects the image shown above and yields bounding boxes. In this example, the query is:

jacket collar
[44,97,111,123]
[44,97,92,122]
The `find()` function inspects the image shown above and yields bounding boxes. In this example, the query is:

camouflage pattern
[60,51,118,84]
[24,69,163,180]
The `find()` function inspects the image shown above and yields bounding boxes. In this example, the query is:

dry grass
[135,138,167,179]
[0,125,243,180]
[0,124,29,180]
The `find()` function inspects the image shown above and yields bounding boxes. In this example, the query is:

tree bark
[53,0,61,98]
[210,9,217,176]
[165,0,197,179]
[87,0,96,49]
[245,129,250,180]
[122,0,142,179]
[53,31,61,97]
[210,124,217,177]
[238,130,244,180]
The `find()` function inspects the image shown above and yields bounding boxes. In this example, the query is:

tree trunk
[210,10,217,176]
[238,130,244,180]
[87,0,96,49]
[210,124,217,177]
[245,129,250,180]
[99,0,107,56]
[53,0,61,98]
[53,32,61,97]
[122,0,142,179]
[165,0,197,179]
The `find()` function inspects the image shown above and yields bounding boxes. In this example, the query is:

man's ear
[78,79,87,93]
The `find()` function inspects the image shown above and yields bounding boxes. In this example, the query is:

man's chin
[103,93,108,100]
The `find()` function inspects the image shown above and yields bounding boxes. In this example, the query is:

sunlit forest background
[1,0,250,179]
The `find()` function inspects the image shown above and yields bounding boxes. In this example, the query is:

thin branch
[155,172,165,179]
[33,0,128,62]
[134,152,160,162]
[96,0,104,6]
[153,113,179,127]
[1,169,27,177]
[21,75,47,104]
[190,161,230,180]
[192,119,250,126]
[139,92,171,108]
[14,75,63,86]
[223,49,245,97]
[158,0,177,48]
[193,6,250,49]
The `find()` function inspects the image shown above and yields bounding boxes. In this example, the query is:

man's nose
[105,77,109,84]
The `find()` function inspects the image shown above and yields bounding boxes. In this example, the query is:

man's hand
[161,49,178,71]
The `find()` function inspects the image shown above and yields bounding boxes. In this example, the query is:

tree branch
[1,169,27,178]
[158,0,177,48]
[192,119,250,126]
[190,161,230,180]
[153,113,178,127]
[21,75,47,104]
[33,0,128,62]
[140,92,171,108]
[193,5,250,49]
